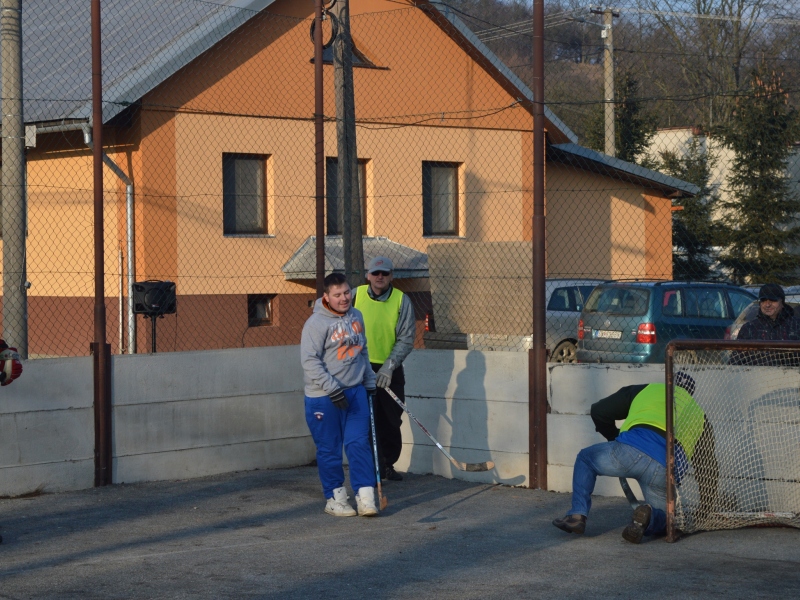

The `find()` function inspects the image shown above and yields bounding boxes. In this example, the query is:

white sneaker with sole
[325,486,356,517]
[356,486,378,517]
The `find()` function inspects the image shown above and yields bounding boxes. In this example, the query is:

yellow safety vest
[620,383,705,459]
[354,285,403,364]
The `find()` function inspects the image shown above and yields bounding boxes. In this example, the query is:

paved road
[0,466,798,599]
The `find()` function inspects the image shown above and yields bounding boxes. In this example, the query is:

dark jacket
[736,304,800,341]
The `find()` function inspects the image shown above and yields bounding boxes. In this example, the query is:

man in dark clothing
[732,284,800,366]
[737,283,800,341]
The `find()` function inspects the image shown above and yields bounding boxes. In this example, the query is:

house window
[423,161,459,236]
[326,157,367,235]
[248,294,276,327]
[223,153,267,235]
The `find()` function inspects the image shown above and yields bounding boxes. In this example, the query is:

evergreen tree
[585,70,657,164]
[657,138,720,281]
[714,69,800,285]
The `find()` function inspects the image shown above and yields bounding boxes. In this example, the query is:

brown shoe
[552,514,586,534]
[622,504,652,544]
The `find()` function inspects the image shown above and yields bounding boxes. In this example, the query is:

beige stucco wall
[17,148,125,297]
[546,163,672,280]
[172,111,529,296]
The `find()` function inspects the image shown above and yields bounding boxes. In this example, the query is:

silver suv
[424,279,604,362]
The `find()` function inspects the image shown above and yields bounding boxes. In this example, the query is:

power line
[474,5,799,43]
[611,6,800,27]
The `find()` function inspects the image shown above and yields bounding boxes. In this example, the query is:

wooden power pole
[591,6,618,157]
[1,0,28,358]
[331,0,364,289]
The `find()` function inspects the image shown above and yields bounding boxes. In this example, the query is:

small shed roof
[548,143,700,197]
[282,236,429,280]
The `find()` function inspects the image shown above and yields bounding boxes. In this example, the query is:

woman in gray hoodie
[300,272,378,516]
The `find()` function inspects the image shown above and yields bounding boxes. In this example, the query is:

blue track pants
[305,386,376,499]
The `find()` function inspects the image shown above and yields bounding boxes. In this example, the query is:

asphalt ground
[0,466,798,599]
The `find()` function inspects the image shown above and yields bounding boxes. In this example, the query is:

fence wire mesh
[2,0,798,358]
[669,346,800,535]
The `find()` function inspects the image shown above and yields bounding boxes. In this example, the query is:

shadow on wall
[456,352,525,486]
[450,351,487,477]
[405,350,524,485]
[405,350,452,476]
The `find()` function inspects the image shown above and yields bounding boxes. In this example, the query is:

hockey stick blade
[384,387,494,472]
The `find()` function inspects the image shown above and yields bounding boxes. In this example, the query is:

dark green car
[576,281,756,363]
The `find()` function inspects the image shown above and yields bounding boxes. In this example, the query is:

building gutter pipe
[50,122,136,354]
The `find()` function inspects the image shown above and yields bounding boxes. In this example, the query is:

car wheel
[552,340,577,363]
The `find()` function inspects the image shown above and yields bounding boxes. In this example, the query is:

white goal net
[667,342,800,539]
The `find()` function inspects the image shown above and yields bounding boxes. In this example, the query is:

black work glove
[330,389,349,410]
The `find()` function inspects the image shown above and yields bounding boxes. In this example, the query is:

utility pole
[1,0,28,358]
[331,0,363,289]
[314,0,325,298]
[91,0,112,486]
[529,0,547,490]
[591,6,618,157]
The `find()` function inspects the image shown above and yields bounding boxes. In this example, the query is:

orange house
[11,0,696,356]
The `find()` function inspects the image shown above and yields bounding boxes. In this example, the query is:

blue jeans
[570,441,667,536]
[305,386,375,499]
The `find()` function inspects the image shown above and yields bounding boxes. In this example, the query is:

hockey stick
[619,478,641,509]
[368,393,388,510]
[384,387,494,472]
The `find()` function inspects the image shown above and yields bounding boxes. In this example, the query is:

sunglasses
[371,271,390,277]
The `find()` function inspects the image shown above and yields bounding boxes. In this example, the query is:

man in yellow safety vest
[353,256,416,482]
[552,372,717,543]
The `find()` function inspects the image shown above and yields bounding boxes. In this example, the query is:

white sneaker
[325,486,356,517]
[356,486,378,517]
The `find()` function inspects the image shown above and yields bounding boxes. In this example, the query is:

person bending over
[552,372,717,543]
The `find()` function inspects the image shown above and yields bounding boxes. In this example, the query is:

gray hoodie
[301,297,377,397]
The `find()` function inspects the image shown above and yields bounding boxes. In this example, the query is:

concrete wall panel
[116,437,314,484]
[549,362,663,415]
[2,347,677,502]
[0,346,312,496]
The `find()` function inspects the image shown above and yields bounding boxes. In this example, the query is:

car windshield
[585,286,650,316]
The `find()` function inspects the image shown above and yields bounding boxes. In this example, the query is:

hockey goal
[665,339,800,542]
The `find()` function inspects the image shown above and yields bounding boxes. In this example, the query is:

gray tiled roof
[282,236,429,280]
[18,0,274,124]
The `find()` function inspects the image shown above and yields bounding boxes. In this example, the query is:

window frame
[422,161,461,237]
[247,293,276,327]
[222,152,268,236]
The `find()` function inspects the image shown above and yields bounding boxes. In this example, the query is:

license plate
[593,329,622,340]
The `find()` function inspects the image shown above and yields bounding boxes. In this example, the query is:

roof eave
[549,143,700,197]
[423,1,578,145]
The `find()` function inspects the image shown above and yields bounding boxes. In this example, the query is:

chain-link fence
[3,0,798,360]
